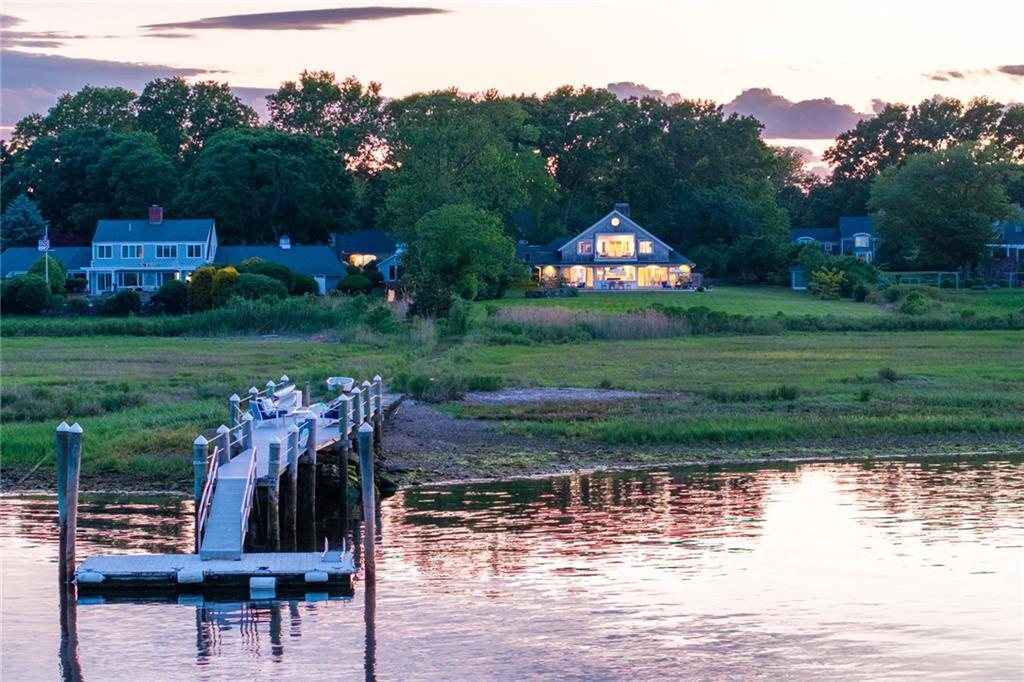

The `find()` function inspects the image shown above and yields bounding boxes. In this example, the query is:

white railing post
[358,422,376,581]
[216,425,231,464]
[229,394,241,426]
[373,375,383,416]
[361,380,372,418]
[192,435,208,506]
[305,414,318,464]
[351,387,363,429]
[242,413,254,450]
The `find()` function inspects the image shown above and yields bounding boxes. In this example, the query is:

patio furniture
[326,377,355,393]
[250,397,287,427]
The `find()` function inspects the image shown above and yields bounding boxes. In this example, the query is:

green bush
[220,273,289,302]
[212,267,241,306]
[65,298,90,315]
[188,266,216,311]
[338,273,372,295]
[152,280,189,314]
[899,291,931,315]
[100,290,142,316]
[878,366,907,382]
[364,270,384,286]
[440,297,471,337]
[290,274,320,296]
[27,255,66,295]
[240,258,294,290]
[65,277,87,294]
[1,275,52,313]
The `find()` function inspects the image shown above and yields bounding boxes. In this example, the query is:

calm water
[2,459,1022,681]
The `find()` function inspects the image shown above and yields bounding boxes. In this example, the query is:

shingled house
[516,204,698,290]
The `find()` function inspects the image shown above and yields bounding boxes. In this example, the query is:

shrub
[220,273,288,302]
[391,372,467,402]
[810,267,845,299]
[100,290,142,316]
[858,388,873,402]
[290,274,320,296]
[338,273,372,295]
[878,366,907,383]
[852,281,873,302]
[899,291,931,315]
[364,270,385,287]
[151,280,189,314]
[188,266,216,311]
[212,267,241,306]
[1,275,51,313]
[440,297,471,337]
[27,255,66,295]
[65,277,87,294]
[65,298,90,316]
[240,258,294,290]
[772,385,800,401]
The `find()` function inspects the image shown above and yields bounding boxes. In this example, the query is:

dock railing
[194,444,222,551]
[238,446,258,549]
[230,375,294,426]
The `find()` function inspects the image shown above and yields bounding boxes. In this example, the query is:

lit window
[350,254,377,267]
[156,244,177,259]
[577,241,593,255]
[95,245,113,259]
[596,234,635,259]
[854,235,870,248]
[187,244,203,259]
[639,240,653,255]
[121,244,143,259]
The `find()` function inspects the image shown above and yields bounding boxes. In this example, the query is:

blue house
[792,216,877,263]
[0,246,92,281]
[217,238,348,294]
[84,206,217,294]
[988,220,1024,265]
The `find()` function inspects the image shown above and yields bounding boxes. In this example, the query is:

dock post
[372,375,384,456]
[249,385,259,405]
[361,379,372,419]
[267,379,277,398]
[280,374,289,386]
[299,415,317,550]
[229,394,241,426]
[342,395,354,442]
[351,387,363,432]
[216,424,231,464]
[357,422,376,581]
[267,438,282,552]
[283,424,300,551]
[56,422,71,585]
[192,435,208,507]
[304,380,311,408]
[242,413,254,451]
[58,423,83,587]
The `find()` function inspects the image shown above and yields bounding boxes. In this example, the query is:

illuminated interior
[349,254,378,267]
[595,234,635,259]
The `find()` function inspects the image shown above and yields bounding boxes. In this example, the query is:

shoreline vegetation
[1,286,1022,492]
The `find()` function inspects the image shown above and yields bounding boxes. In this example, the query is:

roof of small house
[838,216,876,238]
[93,219,215,243]
[215,245,347,277]
[334,229,396,255]
[1,246,92,277]
[791,227,841,243]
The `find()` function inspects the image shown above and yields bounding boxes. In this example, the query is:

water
[2,459,1022,680]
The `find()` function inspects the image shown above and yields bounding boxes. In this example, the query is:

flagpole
[44,226,49,287]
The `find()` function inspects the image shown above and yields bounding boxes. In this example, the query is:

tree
[381,90,556,236]
[810,268,845,299]
[0,275,51,313]
[403,204,519,316]
[152,279,189,314]
[869,144,1022,275]
[185,81,259,154]
[11,86,137,149]
[188,266,216,311]
[180,128,355,244]
[90,132,180,217]
[28,255,66,294]
[1,193,48,247]
[212,266,241,306]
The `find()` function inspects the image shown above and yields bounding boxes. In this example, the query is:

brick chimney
[614,202,630,218]
[148,205,163,224]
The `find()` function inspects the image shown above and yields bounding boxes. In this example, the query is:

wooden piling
[372,375,384,456]
[216,425,231,464]
[267,438,282,552]
[361,380,372,421]
[242,413,254,451]
[229,393,241,426]
[299,415,317,550]
[192,435,208,508]
[283,424,300,551]
[304,380,311,408]
[58,423,83,587]
[351,388,363,433]
[357,422,376,581]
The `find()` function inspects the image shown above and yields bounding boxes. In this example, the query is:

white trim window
[187,244,203,259]
[577,241,593,255]
[96,272,113,291]
[95,244,113,259]
[156,244,178,259]
[854,234,870,248]
[121,244,143,259]
[639,240,653,255]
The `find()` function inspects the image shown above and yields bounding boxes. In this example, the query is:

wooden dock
[61,374,393,598]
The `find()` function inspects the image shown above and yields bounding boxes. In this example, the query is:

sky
[2,1,1022,172]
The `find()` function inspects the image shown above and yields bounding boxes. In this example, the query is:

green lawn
[488,285,888,317]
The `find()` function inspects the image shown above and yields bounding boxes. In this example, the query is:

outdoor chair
[250,397,287,427]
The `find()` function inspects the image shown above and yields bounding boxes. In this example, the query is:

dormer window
[578,241,593,255]
[854,234,870,248]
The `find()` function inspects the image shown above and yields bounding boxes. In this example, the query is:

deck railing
[238,445,258,549]
[194,445,221,550]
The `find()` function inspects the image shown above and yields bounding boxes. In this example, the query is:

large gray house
[517,204,697,290]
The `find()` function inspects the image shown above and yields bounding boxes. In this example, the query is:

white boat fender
[250,576,276,591]
[304,570,329,583]
[177,569,205,584]
[76,571,105,584]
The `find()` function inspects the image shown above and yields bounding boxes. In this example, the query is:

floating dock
[58,374,394,598]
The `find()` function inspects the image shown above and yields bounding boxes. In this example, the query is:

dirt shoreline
[4,397,1022,495]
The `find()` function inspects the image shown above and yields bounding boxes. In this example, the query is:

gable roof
[838,216,875,238]
[334,229,396,255]
[792,227,841,242]
[555,209,670,253]
[93,219,215,243]
[1,246,92,277]
[215,245,347,277]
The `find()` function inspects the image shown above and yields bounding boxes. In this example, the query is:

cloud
[147,32,193,39]
[0,50,213,129]
[926,64,1024,81]
[142,6,446,32]
[605,81,682,104]
[723,88,871,139]
[1,14,98,49]
[997,64,1024,77]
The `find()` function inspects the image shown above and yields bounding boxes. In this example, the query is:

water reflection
[2,458,1022,680]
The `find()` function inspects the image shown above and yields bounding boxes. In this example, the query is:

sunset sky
[3,1,1022,168]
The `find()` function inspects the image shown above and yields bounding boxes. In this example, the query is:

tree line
[2,72,1022,285]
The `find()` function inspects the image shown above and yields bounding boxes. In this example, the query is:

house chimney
[614,203,630,218]
[148,205,163,224]
[279,235,291,250]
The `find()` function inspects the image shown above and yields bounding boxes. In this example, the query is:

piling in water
[357,422,376,581]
